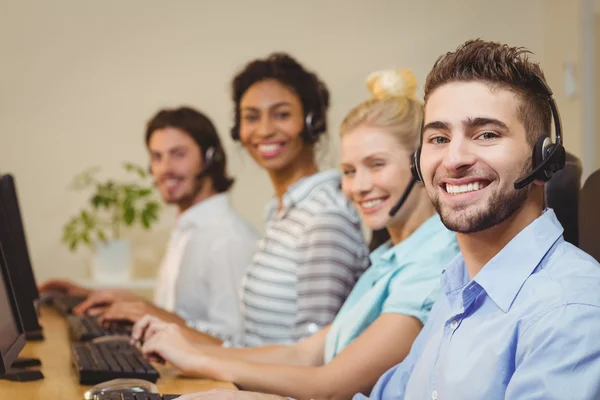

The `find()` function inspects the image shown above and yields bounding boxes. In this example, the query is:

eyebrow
[422,117,509,134]
[464,117,509,131]
[241,102,292,112]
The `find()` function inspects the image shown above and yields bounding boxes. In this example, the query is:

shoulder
[297,170,361,223]
[518,241,600,330]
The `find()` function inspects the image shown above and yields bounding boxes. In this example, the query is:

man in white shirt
[40,107,258,343]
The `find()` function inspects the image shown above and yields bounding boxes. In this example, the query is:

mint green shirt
[323,214,459,363]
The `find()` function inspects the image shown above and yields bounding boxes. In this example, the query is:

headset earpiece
[410,147,423,182]
[513,75,566,189]
[303,112,325,143]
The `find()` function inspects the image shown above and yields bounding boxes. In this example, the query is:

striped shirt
[238,169,370,347]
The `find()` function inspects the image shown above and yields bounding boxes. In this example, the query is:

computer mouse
[84,378,159,400]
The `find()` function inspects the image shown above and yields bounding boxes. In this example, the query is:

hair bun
[366,69,417,100]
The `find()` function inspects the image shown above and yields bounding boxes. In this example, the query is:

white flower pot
[92,239,132,283]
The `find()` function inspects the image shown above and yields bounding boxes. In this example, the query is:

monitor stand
[25,330,44,341]
[12,357,41,368]
[0,368,44,382]
[0,357,44,381]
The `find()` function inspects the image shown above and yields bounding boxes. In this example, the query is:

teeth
[446,181,487,195]
[361,199,384,209]
[259,144,280,152]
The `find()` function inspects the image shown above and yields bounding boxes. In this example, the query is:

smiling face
[420,81,534,234]
[341,125,415,230]
[148,127,204,207]
[238,79,309,172]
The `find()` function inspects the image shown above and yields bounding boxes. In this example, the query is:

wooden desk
[0,306,236,399]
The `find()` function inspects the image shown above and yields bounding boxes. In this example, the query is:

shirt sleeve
[382,264,441,326]
[294,210,369,341]
[382,245,456,325]
[506,303,600,399]
[185,235,256,344]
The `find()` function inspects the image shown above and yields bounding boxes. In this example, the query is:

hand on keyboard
[137,321,208,377]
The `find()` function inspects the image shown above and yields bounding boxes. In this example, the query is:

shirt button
[450,319,459,330]
[432,390,438,400]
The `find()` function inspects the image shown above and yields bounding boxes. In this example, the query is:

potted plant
[62,162,161,282]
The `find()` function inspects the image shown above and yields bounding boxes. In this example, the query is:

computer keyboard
[68,314,133,341]
[94,394,181,400]
[71,340,160,385]
[52,294,87,315]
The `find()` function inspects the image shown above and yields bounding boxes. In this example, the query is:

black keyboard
[53,294,87,314]
[68,314,133,341]
[71,340,160,385]
[95,394,181,400]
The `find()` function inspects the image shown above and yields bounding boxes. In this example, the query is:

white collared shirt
[154,193,258,343]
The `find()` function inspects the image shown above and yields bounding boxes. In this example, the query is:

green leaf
[124,162,148,179]
[97,230,108,243]
[123,204,135,225]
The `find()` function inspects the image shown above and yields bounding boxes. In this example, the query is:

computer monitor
[0,174,43,340]
[0,241,26,376]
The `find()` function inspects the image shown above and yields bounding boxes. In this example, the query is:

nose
[442,136,477,174]
[351,168,373,197]
[152,156,174,178]
[256,115,276,138]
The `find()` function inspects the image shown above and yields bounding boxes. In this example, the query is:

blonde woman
[132,69,459,400]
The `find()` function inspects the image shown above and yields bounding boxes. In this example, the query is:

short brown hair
[145,107,234,193]
[424,39,551,146]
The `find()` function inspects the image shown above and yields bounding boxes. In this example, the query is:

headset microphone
[388,177,417,217]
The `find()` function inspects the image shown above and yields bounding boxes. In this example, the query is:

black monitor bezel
[0,241,26,375]
[0,175,42,333]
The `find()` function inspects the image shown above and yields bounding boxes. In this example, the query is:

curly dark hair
[230,52,330,143]
[145,106,234,193]
[424,39,551,147]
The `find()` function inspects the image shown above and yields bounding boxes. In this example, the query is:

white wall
[0,0,565,282]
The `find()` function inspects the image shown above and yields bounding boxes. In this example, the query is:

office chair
[578,167,600,262]
[545,152,582,246]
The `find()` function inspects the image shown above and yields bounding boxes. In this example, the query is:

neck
[269,146,318,205]
[458,192,543,279]
[177,180,218,215]
[387,186,436,245]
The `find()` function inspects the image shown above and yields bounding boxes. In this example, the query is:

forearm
[198,343,306,366]
[208,358,345,400]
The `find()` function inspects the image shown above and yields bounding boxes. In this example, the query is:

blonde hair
[340,69,423,153]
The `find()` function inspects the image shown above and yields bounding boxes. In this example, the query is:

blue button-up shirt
[356,209,600,400]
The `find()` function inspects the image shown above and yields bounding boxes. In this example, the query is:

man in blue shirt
[172,40,600,400]
[355,39,600,399]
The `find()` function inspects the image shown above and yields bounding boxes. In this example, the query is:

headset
[390,75,566,217]
[230,80,327,144]
[231,110,325,144]
[148,145,220,180]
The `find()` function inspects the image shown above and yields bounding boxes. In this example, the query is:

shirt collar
[442,208,564,313]
[370,214,445,267]
[176,192,231,229]
[265,169,342,220]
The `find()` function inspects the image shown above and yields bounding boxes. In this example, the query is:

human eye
[274,111,291,120]
[428,135,449,144]
[342,167,355,176]
[242,113,259,123]
[476,131,499,141]
[370,159,386,169]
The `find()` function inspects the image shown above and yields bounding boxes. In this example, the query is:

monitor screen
[0,175,42,334]
[0,241,25,375]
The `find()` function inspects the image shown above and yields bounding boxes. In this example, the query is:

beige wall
[0,0,583,283]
